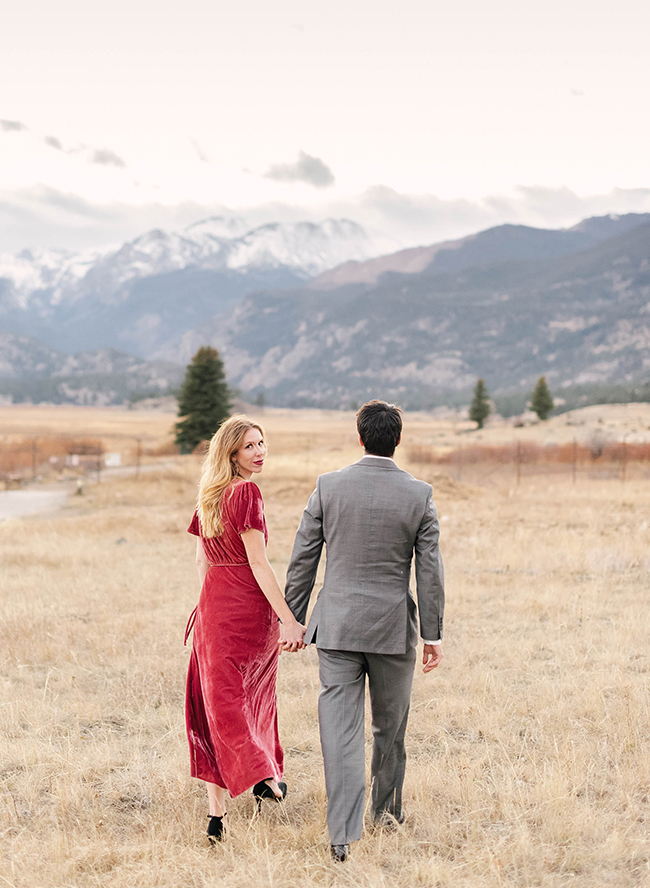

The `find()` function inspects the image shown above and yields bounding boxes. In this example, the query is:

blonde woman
[184,415,306,843]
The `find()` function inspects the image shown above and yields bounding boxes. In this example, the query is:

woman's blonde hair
[197,415,265,537]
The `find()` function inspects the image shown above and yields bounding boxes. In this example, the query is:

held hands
[279,619,306,653]
[422,643,443,673]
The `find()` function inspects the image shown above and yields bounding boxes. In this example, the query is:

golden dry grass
[1,409,650,887]
[0,405,178,450]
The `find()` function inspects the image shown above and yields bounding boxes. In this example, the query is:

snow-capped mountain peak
[0,245,112,308]
[225,218,370,277]
[0,216,375,312]
[0,215,378,356]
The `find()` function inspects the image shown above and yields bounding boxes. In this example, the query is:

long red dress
[184,480,283,797]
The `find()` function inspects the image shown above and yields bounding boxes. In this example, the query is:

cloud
[2,181,650,256]
[264,150,335,188]
[0,122,126,171]
[191,140,209,163]
[1,120,27,132]
[28,185,118,219]
[44,136,63,150]
[90,148,126,168]
[359,185,493,230]
[346,184,650,249]
[0,186,234,252]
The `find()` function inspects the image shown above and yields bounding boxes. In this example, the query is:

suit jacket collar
[355,455,401,471]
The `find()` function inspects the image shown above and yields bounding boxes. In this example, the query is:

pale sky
[1,0,650,252]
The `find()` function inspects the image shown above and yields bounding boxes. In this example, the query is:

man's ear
[396,434,402,447]
[358,434,365,449]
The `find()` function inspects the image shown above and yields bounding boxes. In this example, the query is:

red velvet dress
[184,480,283,797]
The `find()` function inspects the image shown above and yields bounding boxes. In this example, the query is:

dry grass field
[2,407,650,887]
[0,405,178,451]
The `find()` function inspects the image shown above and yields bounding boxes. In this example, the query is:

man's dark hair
[356,400,403,457]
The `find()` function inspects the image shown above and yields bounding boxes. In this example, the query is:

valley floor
[1,408,649,887]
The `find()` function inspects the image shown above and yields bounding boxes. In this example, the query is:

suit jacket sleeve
[284,479,325,624]
[414,488,445,641]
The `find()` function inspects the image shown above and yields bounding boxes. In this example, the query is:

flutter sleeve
[231,482,266,535]
[187,511,201,536]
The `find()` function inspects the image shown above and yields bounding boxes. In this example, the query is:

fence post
[621,438,627,484]
[457,441,462,482]
[572,438,577,484]
[31,438,37,480]
[135,437,142,480]
[96,443,102,483]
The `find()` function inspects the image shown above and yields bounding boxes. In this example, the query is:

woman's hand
[279,619,306,653]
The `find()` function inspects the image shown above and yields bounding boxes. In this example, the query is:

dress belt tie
[184,606,198,646]
[184,561,250,645]
[207,561,249,567]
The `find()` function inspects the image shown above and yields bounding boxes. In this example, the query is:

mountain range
[155,213,650,408]
[0,216,372,356]
[2,212,650,409]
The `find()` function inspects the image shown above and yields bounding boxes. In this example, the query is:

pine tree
[469,378,491,429]
[530,376,554,420]
[175,347,231,454]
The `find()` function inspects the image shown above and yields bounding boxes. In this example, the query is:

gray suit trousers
[317,646,417,844]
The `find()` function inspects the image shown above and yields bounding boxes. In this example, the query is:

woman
[184,415,305,843]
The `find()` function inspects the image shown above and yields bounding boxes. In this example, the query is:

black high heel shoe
[252,779,287,812]
[207,813,226,844]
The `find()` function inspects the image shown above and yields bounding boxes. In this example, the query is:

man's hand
[422,643,442,673]
[279,619,306,653]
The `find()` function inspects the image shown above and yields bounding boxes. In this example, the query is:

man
[284,400,445,861]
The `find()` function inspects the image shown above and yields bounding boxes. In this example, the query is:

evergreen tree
[530,376,554,420]
[175,347,231,453]
[469,378,491,429]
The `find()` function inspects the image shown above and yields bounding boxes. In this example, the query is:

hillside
[164,221,650,408]
[309,212,650,288]
[0,334,182,405]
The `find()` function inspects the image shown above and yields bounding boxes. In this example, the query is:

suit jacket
[284,456,445,655]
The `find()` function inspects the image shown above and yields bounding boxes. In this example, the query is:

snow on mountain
[0,245,112,308]
[0,215,374,313]
[224,219,371,277]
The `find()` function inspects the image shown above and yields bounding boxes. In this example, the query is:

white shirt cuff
[423,639,440,645]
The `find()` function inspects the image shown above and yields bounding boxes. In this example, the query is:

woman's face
[234,428,266,479]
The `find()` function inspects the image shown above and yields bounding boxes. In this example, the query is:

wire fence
[4,435,648,490]
[0,436,167,488]
[408,440,650,485]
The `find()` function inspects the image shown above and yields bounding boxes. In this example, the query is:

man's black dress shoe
[330,843,349,862]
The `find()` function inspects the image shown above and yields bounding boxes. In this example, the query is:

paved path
[0,460,178,523]
[0,487,72,522]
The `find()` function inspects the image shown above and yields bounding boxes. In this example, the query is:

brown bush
[408,441,650,467]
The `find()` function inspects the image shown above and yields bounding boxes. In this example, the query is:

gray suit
[285,455,444,843]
